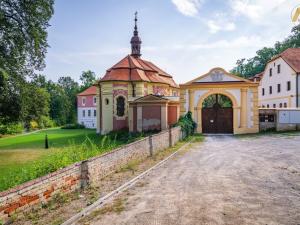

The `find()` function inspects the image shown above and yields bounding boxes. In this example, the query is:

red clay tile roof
[270,48,300,73]
[77,86,97,96]
[249,72,263,81]
[100,55,179,88]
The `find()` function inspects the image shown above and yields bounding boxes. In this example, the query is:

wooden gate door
[202,104,233,133]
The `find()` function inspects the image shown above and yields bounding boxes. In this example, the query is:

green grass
[0,128,98,150]
[0,128,146,192]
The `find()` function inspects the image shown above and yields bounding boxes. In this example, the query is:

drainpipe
[296,73,299,108]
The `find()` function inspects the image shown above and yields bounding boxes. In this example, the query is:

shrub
[61,123,85,129]
[176,111,197,136]
[38,116,56,129]
[30,121,39,130]
[0,123,23,135]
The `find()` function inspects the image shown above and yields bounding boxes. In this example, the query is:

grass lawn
[0,128,146,192]
[0,128,99,150]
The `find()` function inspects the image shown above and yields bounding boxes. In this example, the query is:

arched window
[116,96,125,117]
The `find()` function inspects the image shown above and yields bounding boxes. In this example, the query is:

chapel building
[96,13,180,134]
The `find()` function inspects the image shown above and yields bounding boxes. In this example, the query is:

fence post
[149,135,153,157]
[80,160,89,189]
[169,126,172,147]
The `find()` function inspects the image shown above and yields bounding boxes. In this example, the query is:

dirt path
[83,134,300,225]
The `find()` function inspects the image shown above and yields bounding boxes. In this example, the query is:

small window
[284,102,287,108]
[269,68,272,77]
[277,84,281,93]
[287,81,291,91]
[277,64,281,73]
[93,97,96,104]
[267,104,269,108]
[116,96,125,117]
[273,104,276,108]
[269,86,272,94]
[88,110,91,117]
[262,105,265,108]
[82,110,85,117]
[105,98,109,105]
[262,88,265,96]
[279,103,282,108]
[94,110,96,117]
[82,97,86,105]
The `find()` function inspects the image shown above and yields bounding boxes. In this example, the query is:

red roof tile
[77,86,97,96]
[270,48,300,73]
[100,55,179,88]
[249,72,263,81]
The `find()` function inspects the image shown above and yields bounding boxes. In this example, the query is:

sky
[43,0,300,84]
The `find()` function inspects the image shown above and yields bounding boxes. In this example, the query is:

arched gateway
[202,94,233,133]
[180,68,259,134]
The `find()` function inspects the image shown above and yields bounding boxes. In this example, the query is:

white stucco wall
[77,107,97,128]
[259,57,297,108]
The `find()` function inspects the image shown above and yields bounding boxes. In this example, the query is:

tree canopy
[0,0,54,125]
[231,25,300,78]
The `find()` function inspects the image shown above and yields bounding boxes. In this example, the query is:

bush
[30,120,39,130]
[38,116,56,129]
[176,111,197,136]
[0,123,23,135]
[61,123,85,129]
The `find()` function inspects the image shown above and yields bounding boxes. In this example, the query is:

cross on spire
[130,11,142,58]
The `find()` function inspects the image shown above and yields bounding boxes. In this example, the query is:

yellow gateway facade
[180,68,259,134]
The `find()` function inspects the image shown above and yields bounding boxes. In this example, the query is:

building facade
[96,14,180,134]
[77,86,97,128]
[180,68,259,134]
[258,48,300,108]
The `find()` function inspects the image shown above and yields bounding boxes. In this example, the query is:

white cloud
[230,0,289,22]
[207,20,236,33]
[143,35,274,52]
[171,0,203,17]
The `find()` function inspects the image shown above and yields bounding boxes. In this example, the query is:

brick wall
[0,127,183,223]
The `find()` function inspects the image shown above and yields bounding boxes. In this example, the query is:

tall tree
[58,76,79,124]
[80,70,96,91]
[0,0,54,123]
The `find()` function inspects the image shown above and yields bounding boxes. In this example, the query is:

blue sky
[44,0,299,84]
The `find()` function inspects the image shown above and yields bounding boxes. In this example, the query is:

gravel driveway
[86,134,300,225]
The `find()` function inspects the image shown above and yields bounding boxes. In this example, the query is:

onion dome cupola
[130,12,142,58]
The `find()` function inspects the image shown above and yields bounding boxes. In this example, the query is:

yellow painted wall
[100,82,113,134]
[98,80,179,134]
[180,85,259,134]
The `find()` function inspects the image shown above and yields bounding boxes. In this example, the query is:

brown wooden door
[202,105,233,133]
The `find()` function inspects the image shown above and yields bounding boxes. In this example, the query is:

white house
[77,86,97,128]
[258,48,300,109]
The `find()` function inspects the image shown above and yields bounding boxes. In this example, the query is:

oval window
[116,96,125,117]
[105,98,109,105]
